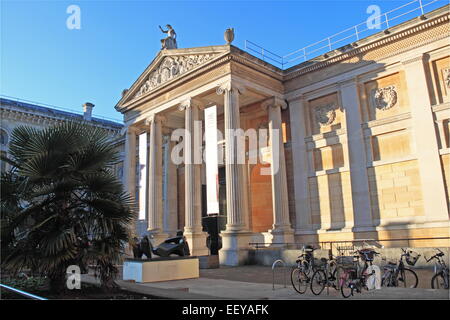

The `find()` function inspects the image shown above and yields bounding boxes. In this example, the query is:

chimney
[82,102,95,121]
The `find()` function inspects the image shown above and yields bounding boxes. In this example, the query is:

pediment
[118,46,229,109]
[134,53,218,98]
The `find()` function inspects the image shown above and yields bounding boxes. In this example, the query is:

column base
[267,227,294,247]
[219,231,252,266]
[184,231,209,256]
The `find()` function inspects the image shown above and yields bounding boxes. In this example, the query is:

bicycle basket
[313,257,328,268]
[406,251,420,266]
[359,249,376,262]
[336,256,355,267]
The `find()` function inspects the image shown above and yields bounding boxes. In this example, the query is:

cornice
[0,106,121,134]
[284,11,450,81]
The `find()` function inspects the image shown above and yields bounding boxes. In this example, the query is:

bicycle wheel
[338,267,353,298]
[291,267,309,294]
[310,269,326,295]
[329,268,338,290]
[381,270,393,287]
[397,268,418,288]
[431,272,448,289]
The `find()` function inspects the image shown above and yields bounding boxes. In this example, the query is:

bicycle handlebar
[425,249,445,263]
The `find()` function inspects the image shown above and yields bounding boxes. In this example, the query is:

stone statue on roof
[159,24,177,49]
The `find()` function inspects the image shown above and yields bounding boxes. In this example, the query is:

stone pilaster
[216,82,251,266]
[179,98,209,256]
[339,79,374,230]
[262,97,294,245]
[147,115,168,244]
[402,54,449,222]
[123,126,137,204]
[123,126,143,237]
[288,96,313,234]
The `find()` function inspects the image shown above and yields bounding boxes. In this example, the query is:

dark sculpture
[131,231,190,259]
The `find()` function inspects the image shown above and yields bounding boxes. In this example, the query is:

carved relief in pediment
[134,54,217,99]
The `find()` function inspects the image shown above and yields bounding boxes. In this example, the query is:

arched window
[0,130,8,146]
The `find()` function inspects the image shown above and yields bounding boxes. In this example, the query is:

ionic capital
[216,82,246,96]
[178,97,203,111]
[125,125,138,135]
[145,114,166,126]
[261,97,287,111]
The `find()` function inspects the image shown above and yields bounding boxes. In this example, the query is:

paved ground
[82,265,449,300]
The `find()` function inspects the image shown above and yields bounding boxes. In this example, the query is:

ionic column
[179,98,209,256]
[262,97,294,244]
[216,82,251,266]
[217,83,249,231]
[147,115,168,243]
[163,137,178,237]
[402,54,449,222]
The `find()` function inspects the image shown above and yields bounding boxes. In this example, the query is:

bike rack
[272,259,287,290]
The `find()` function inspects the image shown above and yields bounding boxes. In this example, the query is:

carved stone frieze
[134,54,217,98]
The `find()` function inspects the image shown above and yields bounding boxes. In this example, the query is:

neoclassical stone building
[0,97,124,176]
[116,5,450,265]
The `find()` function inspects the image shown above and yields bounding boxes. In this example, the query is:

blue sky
[1,0,444,122]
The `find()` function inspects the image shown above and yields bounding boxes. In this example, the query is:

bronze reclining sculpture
[131,231,190,259]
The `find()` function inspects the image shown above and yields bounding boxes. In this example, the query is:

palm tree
[1,121,134,292]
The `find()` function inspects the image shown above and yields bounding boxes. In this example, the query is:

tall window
[0,151,6,173]
[0,130,8,146]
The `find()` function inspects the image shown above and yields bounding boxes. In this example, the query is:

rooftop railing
[244,0,446,69]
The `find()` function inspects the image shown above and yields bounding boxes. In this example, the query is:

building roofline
[0,97,123,129]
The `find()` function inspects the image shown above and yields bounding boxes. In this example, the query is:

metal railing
[249,236,450,256]
[244,0,445,69]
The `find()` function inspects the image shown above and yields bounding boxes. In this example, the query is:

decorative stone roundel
[372,86,398,111]
[315,104,336,127]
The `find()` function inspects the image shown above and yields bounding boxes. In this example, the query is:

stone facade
[0,97,124,178]
[117,5,450,265]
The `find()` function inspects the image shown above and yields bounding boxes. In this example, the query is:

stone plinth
[123,256,199,283]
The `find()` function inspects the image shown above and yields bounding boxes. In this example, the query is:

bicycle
[338,248,380,298]
[425,248,449,289]
[310,254,338,296]
[381,248,419,288]
[290,245,319,294]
